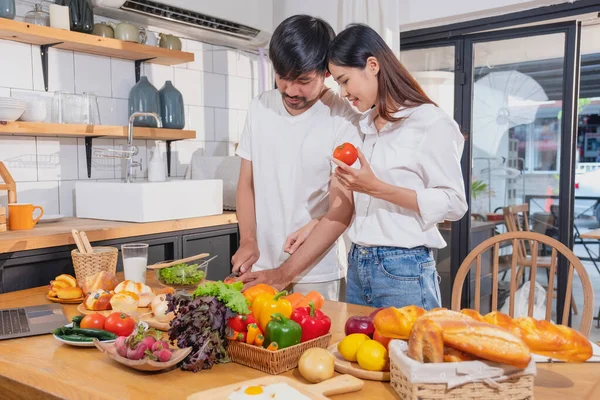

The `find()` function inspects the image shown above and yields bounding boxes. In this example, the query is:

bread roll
[82,271,118,295]
[55,274,77,287]
[110,291,139,315]
[50,280,72,289]
[55,286,83,300]
[84,290,113,311]
[373,305,426,339]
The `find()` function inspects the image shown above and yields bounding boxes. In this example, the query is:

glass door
[464,23,579,317]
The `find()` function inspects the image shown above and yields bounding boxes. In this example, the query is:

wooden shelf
[0,121,196,141]
[0,19,194,66]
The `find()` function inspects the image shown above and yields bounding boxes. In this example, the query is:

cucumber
[53,327,117,340]
[72,315,84,328]
[58,334,94,342]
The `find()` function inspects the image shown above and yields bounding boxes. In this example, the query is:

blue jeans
[346,244,442,310]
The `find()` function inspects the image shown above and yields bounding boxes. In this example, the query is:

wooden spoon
[71,229,86,254]
[147,253,210,270]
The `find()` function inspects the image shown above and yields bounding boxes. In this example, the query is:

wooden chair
[451,231,594,337]
[503,204,578,314]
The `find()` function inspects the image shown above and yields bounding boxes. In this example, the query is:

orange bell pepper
[296,291,325,310]
[243,283,277,304]
[283,292,304,308]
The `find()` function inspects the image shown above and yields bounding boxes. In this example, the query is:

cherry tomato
[104,312,135,337]
[80,313,106,330]
[333,142,358,166]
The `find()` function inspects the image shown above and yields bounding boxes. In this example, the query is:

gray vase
[128,76,160,127]
[158,81,185,130]
[0,0,16,19]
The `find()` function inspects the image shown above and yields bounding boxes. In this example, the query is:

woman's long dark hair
[328,24,435,122]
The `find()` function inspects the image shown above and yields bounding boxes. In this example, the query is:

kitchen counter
[0,274,598,400]
[0,213,238,254]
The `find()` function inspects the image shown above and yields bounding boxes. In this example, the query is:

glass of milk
[121,243,149,284]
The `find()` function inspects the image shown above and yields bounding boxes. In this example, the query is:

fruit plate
[93,339,192,372]
[53,323,116,348]
[327,342,390,381]
[47,295,84,304]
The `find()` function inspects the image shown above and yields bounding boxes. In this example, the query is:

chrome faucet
[126,112,162,183]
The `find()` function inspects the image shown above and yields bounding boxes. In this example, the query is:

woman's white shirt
[348,103,468,249]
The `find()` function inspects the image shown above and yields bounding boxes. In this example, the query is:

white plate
[53,323,117,348]
[39,214,65,223]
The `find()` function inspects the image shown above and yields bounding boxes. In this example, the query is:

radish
[115,336,128,358]
[140,336,156,350]
[126,342,149,360]
[153,349,172,362]
[151,340,170,352]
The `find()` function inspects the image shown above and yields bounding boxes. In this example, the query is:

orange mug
[8,203,44,230]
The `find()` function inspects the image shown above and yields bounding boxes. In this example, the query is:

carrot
[266,342,279,351]
[296,291,325,309]
[284,292,304,309]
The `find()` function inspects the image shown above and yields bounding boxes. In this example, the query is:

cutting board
[187,374,364,400]
[327,343,390,381]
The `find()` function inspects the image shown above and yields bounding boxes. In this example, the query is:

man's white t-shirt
[236,89,361,283]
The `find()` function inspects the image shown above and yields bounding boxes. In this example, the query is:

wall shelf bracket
[40,42,63,92]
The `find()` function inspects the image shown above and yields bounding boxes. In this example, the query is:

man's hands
[236,267,293,291]
[231,238,260,275]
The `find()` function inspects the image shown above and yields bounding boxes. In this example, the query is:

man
[232,15,361,300]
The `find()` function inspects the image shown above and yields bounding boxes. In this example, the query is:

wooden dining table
[0,275,599,399]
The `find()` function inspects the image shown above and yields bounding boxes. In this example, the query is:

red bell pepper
[290,301,331,342]
[227,313,256,332]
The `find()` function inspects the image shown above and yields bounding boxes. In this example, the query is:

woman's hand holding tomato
[333,148,381,195]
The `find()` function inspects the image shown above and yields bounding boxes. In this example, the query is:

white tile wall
[32,47,75,93]
[0,3,271,216]
[36,137,78,181]
[74,53,112,97]
[0,40,32,90]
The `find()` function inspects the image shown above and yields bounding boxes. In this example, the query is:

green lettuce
[193,281,250,315]
[157,263,206,285]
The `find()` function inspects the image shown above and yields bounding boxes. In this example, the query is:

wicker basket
[71,247,118,287]
[390,359,534,400]
[228,333,332,375]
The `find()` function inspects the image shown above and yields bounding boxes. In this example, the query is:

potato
[298,348,335,383]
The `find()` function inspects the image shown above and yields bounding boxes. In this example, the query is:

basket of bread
[371,307,593,400]
[71,247,119,288]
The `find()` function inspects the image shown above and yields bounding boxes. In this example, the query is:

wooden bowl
[327,343,390,381]
[93,339,192,372]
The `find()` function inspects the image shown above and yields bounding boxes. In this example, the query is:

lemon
[337,333,370,362]
[356,340,388,371]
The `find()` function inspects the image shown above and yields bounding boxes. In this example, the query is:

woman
[327,24,468,309]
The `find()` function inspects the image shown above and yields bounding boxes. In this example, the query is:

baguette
[481,311,592,363]
[408,310,531,368]
[444,347,477,363]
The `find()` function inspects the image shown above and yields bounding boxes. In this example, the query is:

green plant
[471,180,488,200]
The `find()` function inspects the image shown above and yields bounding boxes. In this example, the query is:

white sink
[75,180,223,222]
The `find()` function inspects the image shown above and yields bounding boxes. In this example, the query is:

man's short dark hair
[269,15,335,81]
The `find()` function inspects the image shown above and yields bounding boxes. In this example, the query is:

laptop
[0,304,69,340]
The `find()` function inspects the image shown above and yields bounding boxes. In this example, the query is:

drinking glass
[82,92,101,125]
[121,243,149,284]
[65,94,83,123]
[51,91,68,123]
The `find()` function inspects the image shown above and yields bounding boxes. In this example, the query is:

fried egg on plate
[227,383,311,400]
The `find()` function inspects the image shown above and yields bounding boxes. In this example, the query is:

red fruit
[333,142,358,165]
[373,330,392,349]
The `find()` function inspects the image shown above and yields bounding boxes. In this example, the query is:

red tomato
[333,142,358,165]
[80,313,106,330]
[373,330,392,349]
[104,312,135,337]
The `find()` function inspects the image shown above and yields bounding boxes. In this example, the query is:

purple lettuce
[167,293,236,372]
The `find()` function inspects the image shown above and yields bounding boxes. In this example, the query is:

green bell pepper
[264,313,302,349]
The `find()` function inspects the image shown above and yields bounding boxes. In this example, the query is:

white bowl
[0,97,27,107]
[0,107,26,122]
[20,100,47,122]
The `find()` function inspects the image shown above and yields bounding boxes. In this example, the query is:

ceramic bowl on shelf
[20,99,47,122]
[0,106,26,122]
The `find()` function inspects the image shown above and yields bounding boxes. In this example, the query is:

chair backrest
[451,231,594,337]
[503,204,532,263]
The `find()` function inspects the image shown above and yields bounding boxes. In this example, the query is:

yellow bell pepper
[252,290,292,332]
